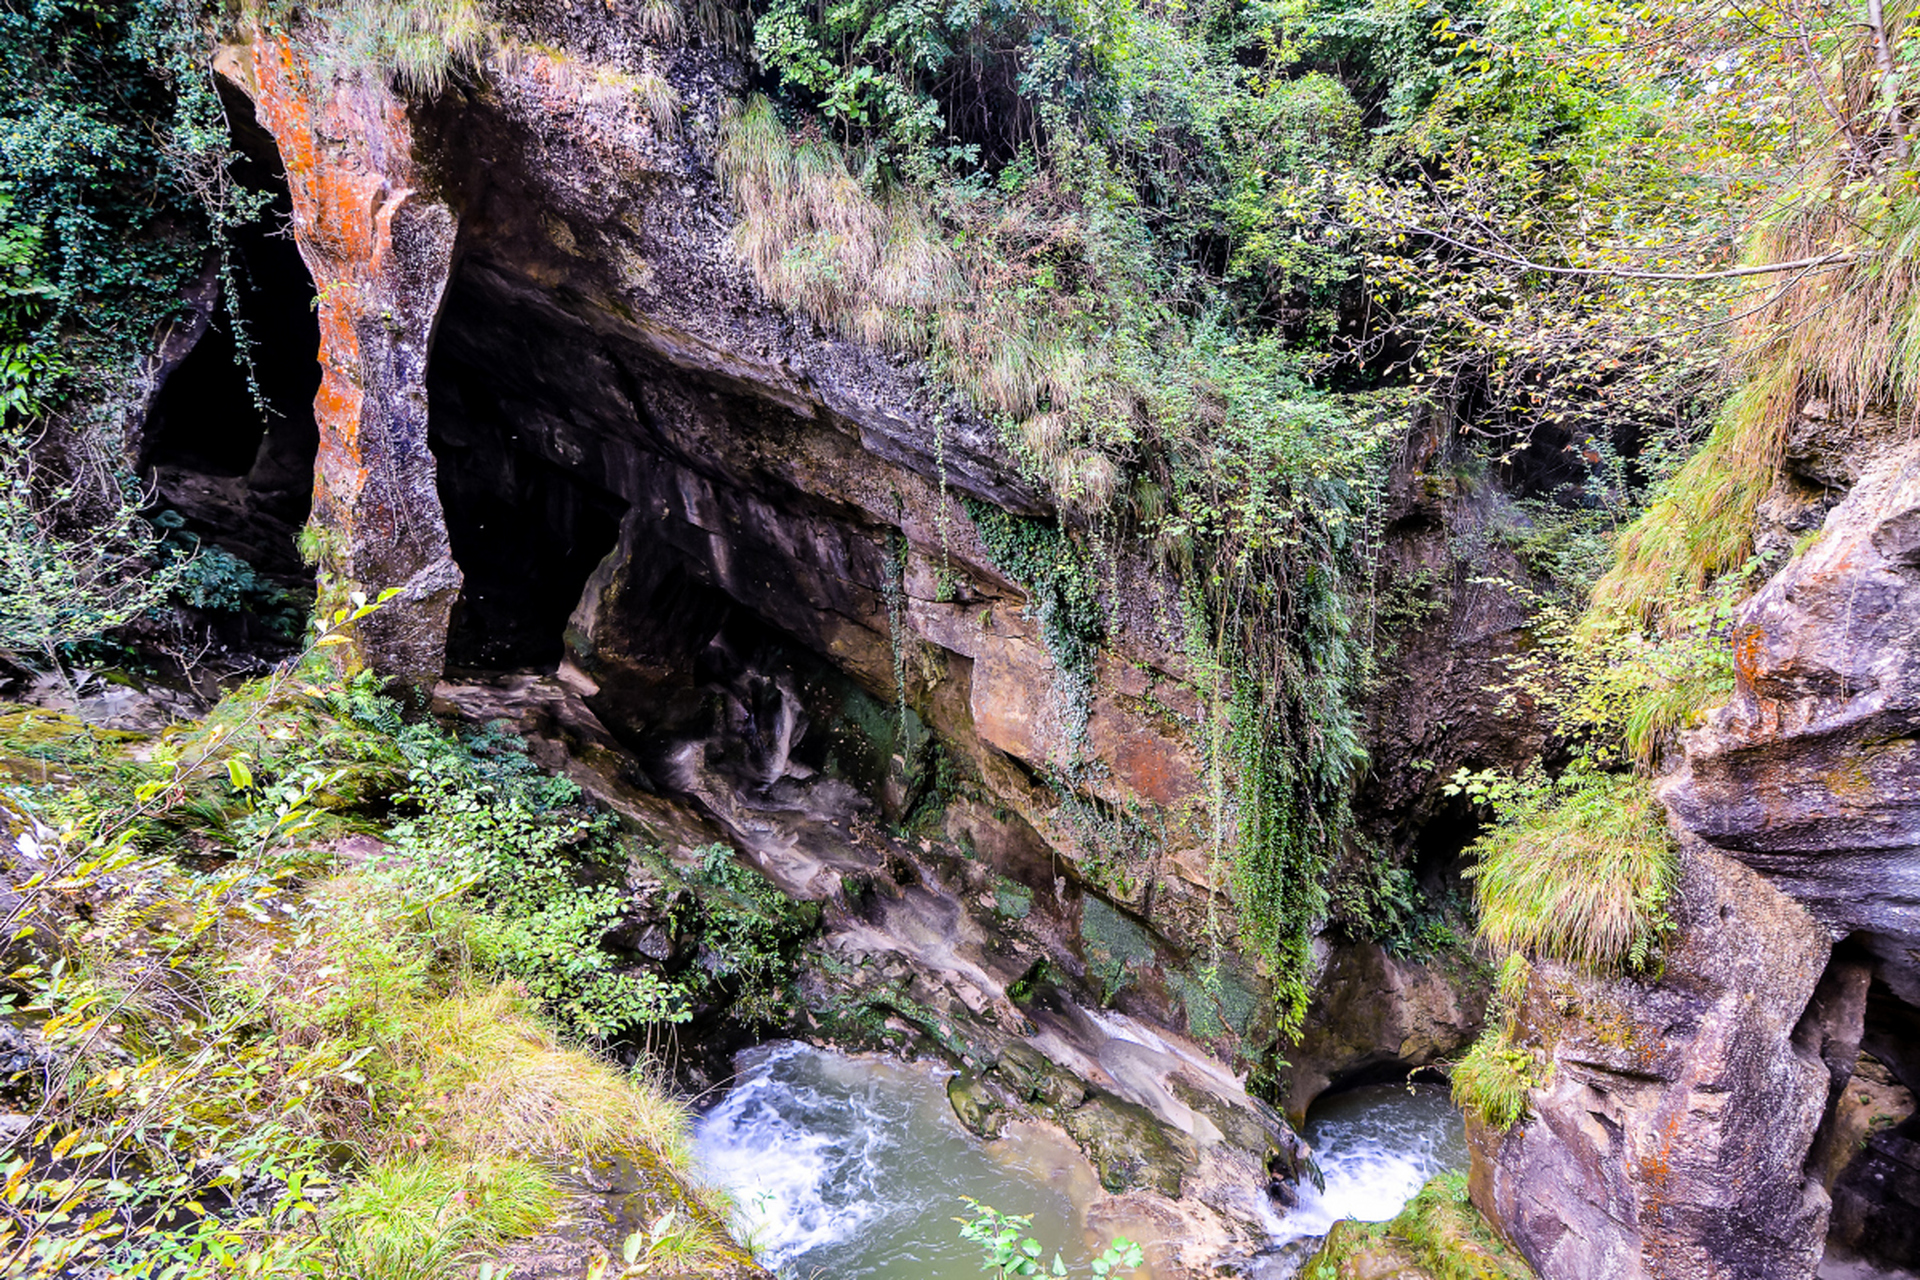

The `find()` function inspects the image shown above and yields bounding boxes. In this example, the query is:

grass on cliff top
[249,0,491,95]
[1464,767,1677,972]
[1591,185,1920,628]
[1301,1172,1535,1280]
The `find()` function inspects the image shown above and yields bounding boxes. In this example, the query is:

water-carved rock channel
[689,1042,1467,1279]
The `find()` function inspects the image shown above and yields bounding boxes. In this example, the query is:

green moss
[1081,893,1157,1005]
[960,499,1103,747]
[1302,1173,1535,1280]
[992,875,1033,919]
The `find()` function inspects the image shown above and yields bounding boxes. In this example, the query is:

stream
[691,1042,1467,1279]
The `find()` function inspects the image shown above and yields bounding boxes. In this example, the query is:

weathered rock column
[1469,844,1834,1280]
[216,35,461,688]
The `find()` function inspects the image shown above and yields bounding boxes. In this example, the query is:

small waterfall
[1275,1082,1468,1244]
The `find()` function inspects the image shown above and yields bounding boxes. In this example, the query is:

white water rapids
[692,1042,1466,1280]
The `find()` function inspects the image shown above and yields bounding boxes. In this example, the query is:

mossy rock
[990,1040,1086,1112]
[1300,1174,1534,1280]
[947,1069,1012,1139]
[1060,1092,1197,1197]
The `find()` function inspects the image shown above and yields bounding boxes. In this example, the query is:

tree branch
[1405,226,1854,281]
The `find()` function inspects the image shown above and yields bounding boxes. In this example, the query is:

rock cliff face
[209,5,1886,1275]
[1470,844,1836,1279]
[208,9,1309,1270]
[1470,419,1920,1278]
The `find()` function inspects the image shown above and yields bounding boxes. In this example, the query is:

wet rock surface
[431,669,1301,1267]
[1280,940,1486,1127]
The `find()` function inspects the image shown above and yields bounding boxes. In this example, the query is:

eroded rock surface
[1470,844,1835,1280]
[215,35,461,686]
[1280,940,1485,1127]
[1665,440,1920,1017]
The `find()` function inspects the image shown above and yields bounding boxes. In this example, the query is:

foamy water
[692,1042,1092,1279]
[1275,1082,1468,1242]
[693,1044,1467,1279]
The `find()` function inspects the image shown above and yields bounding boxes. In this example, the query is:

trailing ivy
[961,497,1103,749]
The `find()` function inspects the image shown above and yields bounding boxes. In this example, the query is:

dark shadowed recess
[144,84,320,578]
[1797,936,1920,1274]
[427,348,627,670]
[422,257,922,810]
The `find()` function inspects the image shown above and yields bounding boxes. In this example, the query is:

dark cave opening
[145,84,320,578]
[424,257,924,810]
[425,319,630,671]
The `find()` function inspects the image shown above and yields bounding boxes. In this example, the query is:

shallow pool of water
[692,1042,1110,1280]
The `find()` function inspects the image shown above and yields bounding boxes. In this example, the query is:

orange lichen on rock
[215,32,461,685]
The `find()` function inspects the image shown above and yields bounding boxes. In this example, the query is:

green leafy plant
[957,1199,1145,1278]
[384,724,687,1040]
[681,842,819,1026]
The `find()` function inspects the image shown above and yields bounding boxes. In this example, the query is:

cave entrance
[425,273,628,671]
[145,84,319,578]
[422,256,925,809]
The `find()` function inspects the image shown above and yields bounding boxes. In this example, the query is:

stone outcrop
[1467,424,1920,1279]
[1658,432,1920,1274]
[428,669,1300,1276]
[1470,844,1836,1280]
[1664,438,1920,1025]
[213,34,462,688]
[1279,940,1485,1127]
[203,12,1318,1261]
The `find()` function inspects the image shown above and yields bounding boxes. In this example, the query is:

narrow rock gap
[144,83,319,579]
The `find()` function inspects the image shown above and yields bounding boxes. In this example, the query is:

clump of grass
[719,96,959,353]
[622,1206,736,1272]
[325,1152,563,1280]
[716,96,1143,517]
[633,68,680,138]
[637,0,684,43]
[405,983,697,1169]
[1592,182,1920,626]
[1451,1032,1538,1134]
[258,0,493,96]
[1465,768,1677,970]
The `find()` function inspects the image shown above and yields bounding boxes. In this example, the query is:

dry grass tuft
[719,97,958,353]
[1466,770,1676,970]
[632,68,681,138]
[638,0,684,43]
[715,96,1144,515]
[405,984,696,1169]
[275,0,493,97]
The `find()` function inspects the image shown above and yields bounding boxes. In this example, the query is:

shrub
[384,722,686,1040]
[1451,1030,1538,1133]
